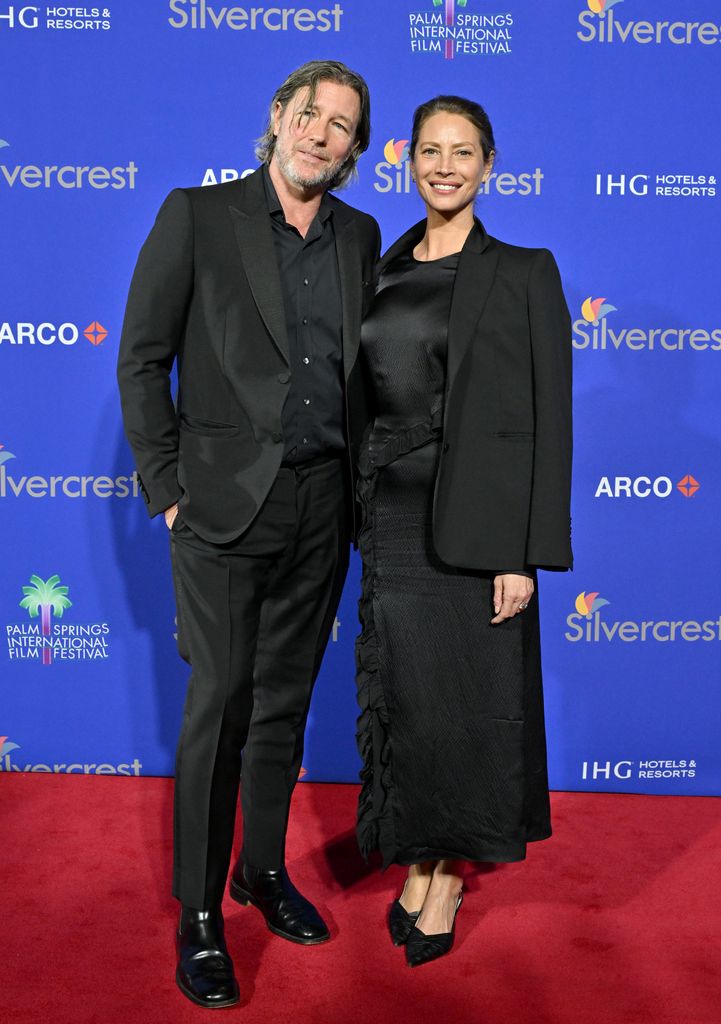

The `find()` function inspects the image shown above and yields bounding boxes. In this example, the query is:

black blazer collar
[228,168,289,364]
[378,216,491,273]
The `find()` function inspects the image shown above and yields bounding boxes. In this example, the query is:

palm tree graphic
[19,575,72,666]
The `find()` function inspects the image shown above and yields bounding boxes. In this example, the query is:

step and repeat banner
[2,0,719,795]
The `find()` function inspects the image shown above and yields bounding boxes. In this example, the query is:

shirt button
[302,437,309,445]
[303,278,309,286]
[302,318,308,325]
[303,398,311,406]
[303,357,310,365]
[277,372,290,384]
[271,432,283,443]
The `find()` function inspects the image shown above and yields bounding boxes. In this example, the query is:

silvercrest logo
[0,448,140,500]
[167,0,343,31]
[577,2,721,46]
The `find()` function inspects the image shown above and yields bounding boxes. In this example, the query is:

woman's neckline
[410,249,462,264]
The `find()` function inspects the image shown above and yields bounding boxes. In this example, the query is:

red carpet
[2,777,720,1024]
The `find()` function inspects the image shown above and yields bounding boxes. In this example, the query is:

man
[117,61,380,1008]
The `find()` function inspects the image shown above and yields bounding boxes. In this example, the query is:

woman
[355,96,572,967]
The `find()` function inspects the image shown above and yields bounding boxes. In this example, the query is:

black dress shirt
[263,166,345,465]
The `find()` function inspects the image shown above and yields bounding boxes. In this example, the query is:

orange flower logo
[575,592,610,617]
[581,297,617,325]
[383,139,410,166]
[587,0,624,13]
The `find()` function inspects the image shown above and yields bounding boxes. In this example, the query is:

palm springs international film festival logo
[0,737,142,775]
[572,296,721,353]
[374,137,542,196]
[565,591,721,644]
[577,0,721,46]
[409,0,513,59]
[6,574,110,666]
[0,445,140,500]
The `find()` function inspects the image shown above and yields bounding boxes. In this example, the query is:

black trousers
[169,456,350,909]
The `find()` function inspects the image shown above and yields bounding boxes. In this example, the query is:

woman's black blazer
[377,218,573,572]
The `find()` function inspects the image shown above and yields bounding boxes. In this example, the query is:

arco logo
[84,322,107,346]
[383,139,409,166]
[575,592,610,617]
[0,320,109,346]
[594,474,702,499]
[677,475,700,498]
[581,296,616,325]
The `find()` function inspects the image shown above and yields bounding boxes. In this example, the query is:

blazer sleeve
[525,249,573,569]
[371,217,382,265]
[116,189,194,518]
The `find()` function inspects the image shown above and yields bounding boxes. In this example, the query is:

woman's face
[411,112,493,216]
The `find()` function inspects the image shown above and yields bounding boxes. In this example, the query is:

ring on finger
[518,602,528,610]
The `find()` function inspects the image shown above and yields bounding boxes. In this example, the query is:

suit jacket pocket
[494,431,534,441]
[179,412,240,437]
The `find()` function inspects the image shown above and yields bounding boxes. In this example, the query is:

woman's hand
[491,573,534,624]
[164,503,179,530]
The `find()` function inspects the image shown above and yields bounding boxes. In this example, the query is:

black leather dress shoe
[388,899,420,946]
[176,906,239,1009]
[229,860,330,945]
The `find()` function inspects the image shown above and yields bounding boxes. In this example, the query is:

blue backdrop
[2,0,720,796]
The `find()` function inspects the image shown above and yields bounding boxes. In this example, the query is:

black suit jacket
[378,219,573,571]
[117,168,381,544]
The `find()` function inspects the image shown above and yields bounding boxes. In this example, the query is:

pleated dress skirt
[355,429,552,868]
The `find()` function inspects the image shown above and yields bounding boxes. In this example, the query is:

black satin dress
[355,250,551,868]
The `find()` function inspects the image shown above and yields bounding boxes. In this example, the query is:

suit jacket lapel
[228,170,289,366]
[334,207,361,381]
[378,218,425,275]
[447,220,498,399]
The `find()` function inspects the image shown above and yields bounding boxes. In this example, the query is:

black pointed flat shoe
[405,891,463,968]
[388,899,421,946]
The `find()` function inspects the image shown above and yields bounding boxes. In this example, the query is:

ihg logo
[0,6,40,28]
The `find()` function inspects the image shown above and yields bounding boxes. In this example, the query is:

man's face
[272,79,361,191]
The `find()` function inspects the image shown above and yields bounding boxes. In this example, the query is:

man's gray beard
[275,143,342,191]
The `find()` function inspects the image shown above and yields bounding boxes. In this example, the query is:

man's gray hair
[256,60,371,190]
